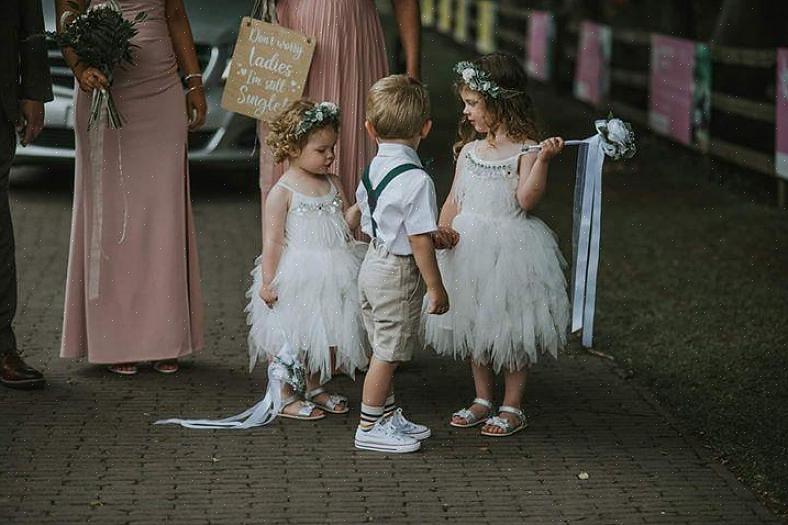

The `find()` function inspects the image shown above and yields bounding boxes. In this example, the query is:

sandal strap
[498,405,524,420]
[452,401,492,424]
[472,398,494,410]
[484,416,513,432]
[324,394,347,410]
[305,386,326,399]
[281,394,301,406]
[296,400,317,416]
[281,394,317,417]
[452,408,478,422]
[306,387,347,410]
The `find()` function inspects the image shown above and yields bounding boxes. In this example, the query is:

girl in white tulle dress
[247,100,368,421]
[425,53,570,437]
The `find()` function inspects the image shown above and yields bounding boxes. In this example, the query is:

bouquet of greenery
[49,0,146,129]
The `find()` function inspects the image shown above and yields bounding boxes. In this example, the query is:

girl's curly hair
[453,52,541,158]
[266,99,340,163]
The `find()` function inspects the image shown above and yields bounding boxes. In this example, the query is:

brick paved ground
[1,29,783,525]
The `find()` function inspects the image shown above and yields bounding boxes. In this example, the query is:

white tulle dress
[246,178,368,383]
[425,141,570,372]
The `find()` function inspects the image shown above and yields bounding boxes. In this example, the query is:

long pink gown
[258,0,389,208]
[60,0,204,364]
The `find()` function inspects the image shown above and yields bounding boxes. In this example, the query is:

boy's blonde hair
[266,99,340,163]
[366,75,431,140]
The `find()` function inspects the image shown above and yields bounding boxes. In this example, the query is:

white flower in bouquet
[595,117,637,160]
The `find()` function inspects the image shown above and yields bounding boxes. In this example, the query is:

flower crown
[294,101,340,138]
[453,61,503,98]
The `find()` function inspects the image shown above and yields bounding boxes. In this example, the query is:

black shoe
[0,351,45,389]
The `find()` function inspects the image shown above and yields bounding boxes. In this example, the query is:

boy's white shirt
[356,143,438,255]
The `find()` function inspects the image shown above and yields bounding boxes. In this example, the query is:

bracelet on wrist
[185,85,203,95]
[183,73,203,82]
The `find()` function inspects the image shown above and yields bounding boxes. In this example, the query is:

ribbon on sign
[251,0,278,22]
[523,117,635,348]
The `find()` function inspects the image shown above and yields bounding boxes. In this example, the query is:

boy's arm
[409,233,448,315]
[404,175,448,315]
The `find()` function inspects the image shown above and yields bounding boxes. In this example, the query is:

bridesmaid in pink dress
[56,0,206,375]
[259,0,422,224]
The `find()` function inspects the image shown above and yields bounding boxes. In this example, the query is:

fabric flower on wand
[594,115,636,160]
[49,0,146,129]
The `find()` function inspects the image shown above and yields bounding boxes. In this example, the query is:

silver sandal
[449,398,494,428]
[278,395,325,421]
[480,405,528,437]
[305,387,349,414]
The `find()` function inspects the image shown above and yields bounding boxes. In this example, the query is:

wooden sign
[221,17,315,122]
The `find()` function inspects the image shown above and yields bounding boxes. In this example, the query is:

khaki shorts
[359,241,426,363]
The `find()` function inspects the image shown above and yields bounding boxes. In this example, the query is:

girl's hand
[344,203,361,230]
[76,66,109,92]
[259,283,278,308]
[186,88,207,130]
[537,136,564,162]
[432,226,460,249]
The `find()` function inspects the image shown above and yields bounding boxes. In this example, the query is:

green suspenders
[361,163,422,239]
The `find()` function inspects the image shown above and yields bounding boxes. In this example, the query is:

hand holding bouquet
[49,0,146,129]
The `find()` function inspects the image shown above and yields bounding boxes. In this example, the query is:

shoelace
[379,416,407,439]
[390,409,410,430]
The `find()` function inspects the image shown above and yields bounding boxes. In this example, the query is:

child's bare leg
[451,361,495,425]
[359,356,398,428]
[482,367,527,434]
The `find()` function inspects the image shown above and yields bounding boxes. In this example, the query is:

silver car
[14,1,257,169]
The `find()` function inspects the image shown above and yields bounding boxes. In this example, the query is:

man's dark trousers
[0,109,18,357]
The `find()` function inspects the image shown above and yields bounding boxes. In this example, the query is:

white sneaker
[386,408,431,440]
[354,419,421,453]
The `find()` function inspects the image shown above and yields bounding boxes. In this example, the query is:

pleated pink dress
[258,0,389,211]
[60,0,204,364]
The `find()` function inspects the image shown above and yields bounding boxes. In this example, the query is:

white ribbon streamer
[87,92,105,301]
[155,322,303,429]
[574,136,605,348]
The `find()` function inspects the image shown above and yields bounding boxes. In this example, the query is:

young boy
[354,75,454,453]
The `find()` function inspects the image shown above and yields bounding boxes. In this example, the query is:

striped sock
[383,394,397,417]
[359,403,385,431]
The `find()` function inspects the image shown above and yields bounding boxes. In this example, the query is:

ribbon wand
[521,117,637,161]
[525,117,637,349]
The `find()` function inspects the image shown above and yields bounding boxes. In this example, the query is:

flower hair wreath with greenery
[453,61,505,98]
[294,101,340,138]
